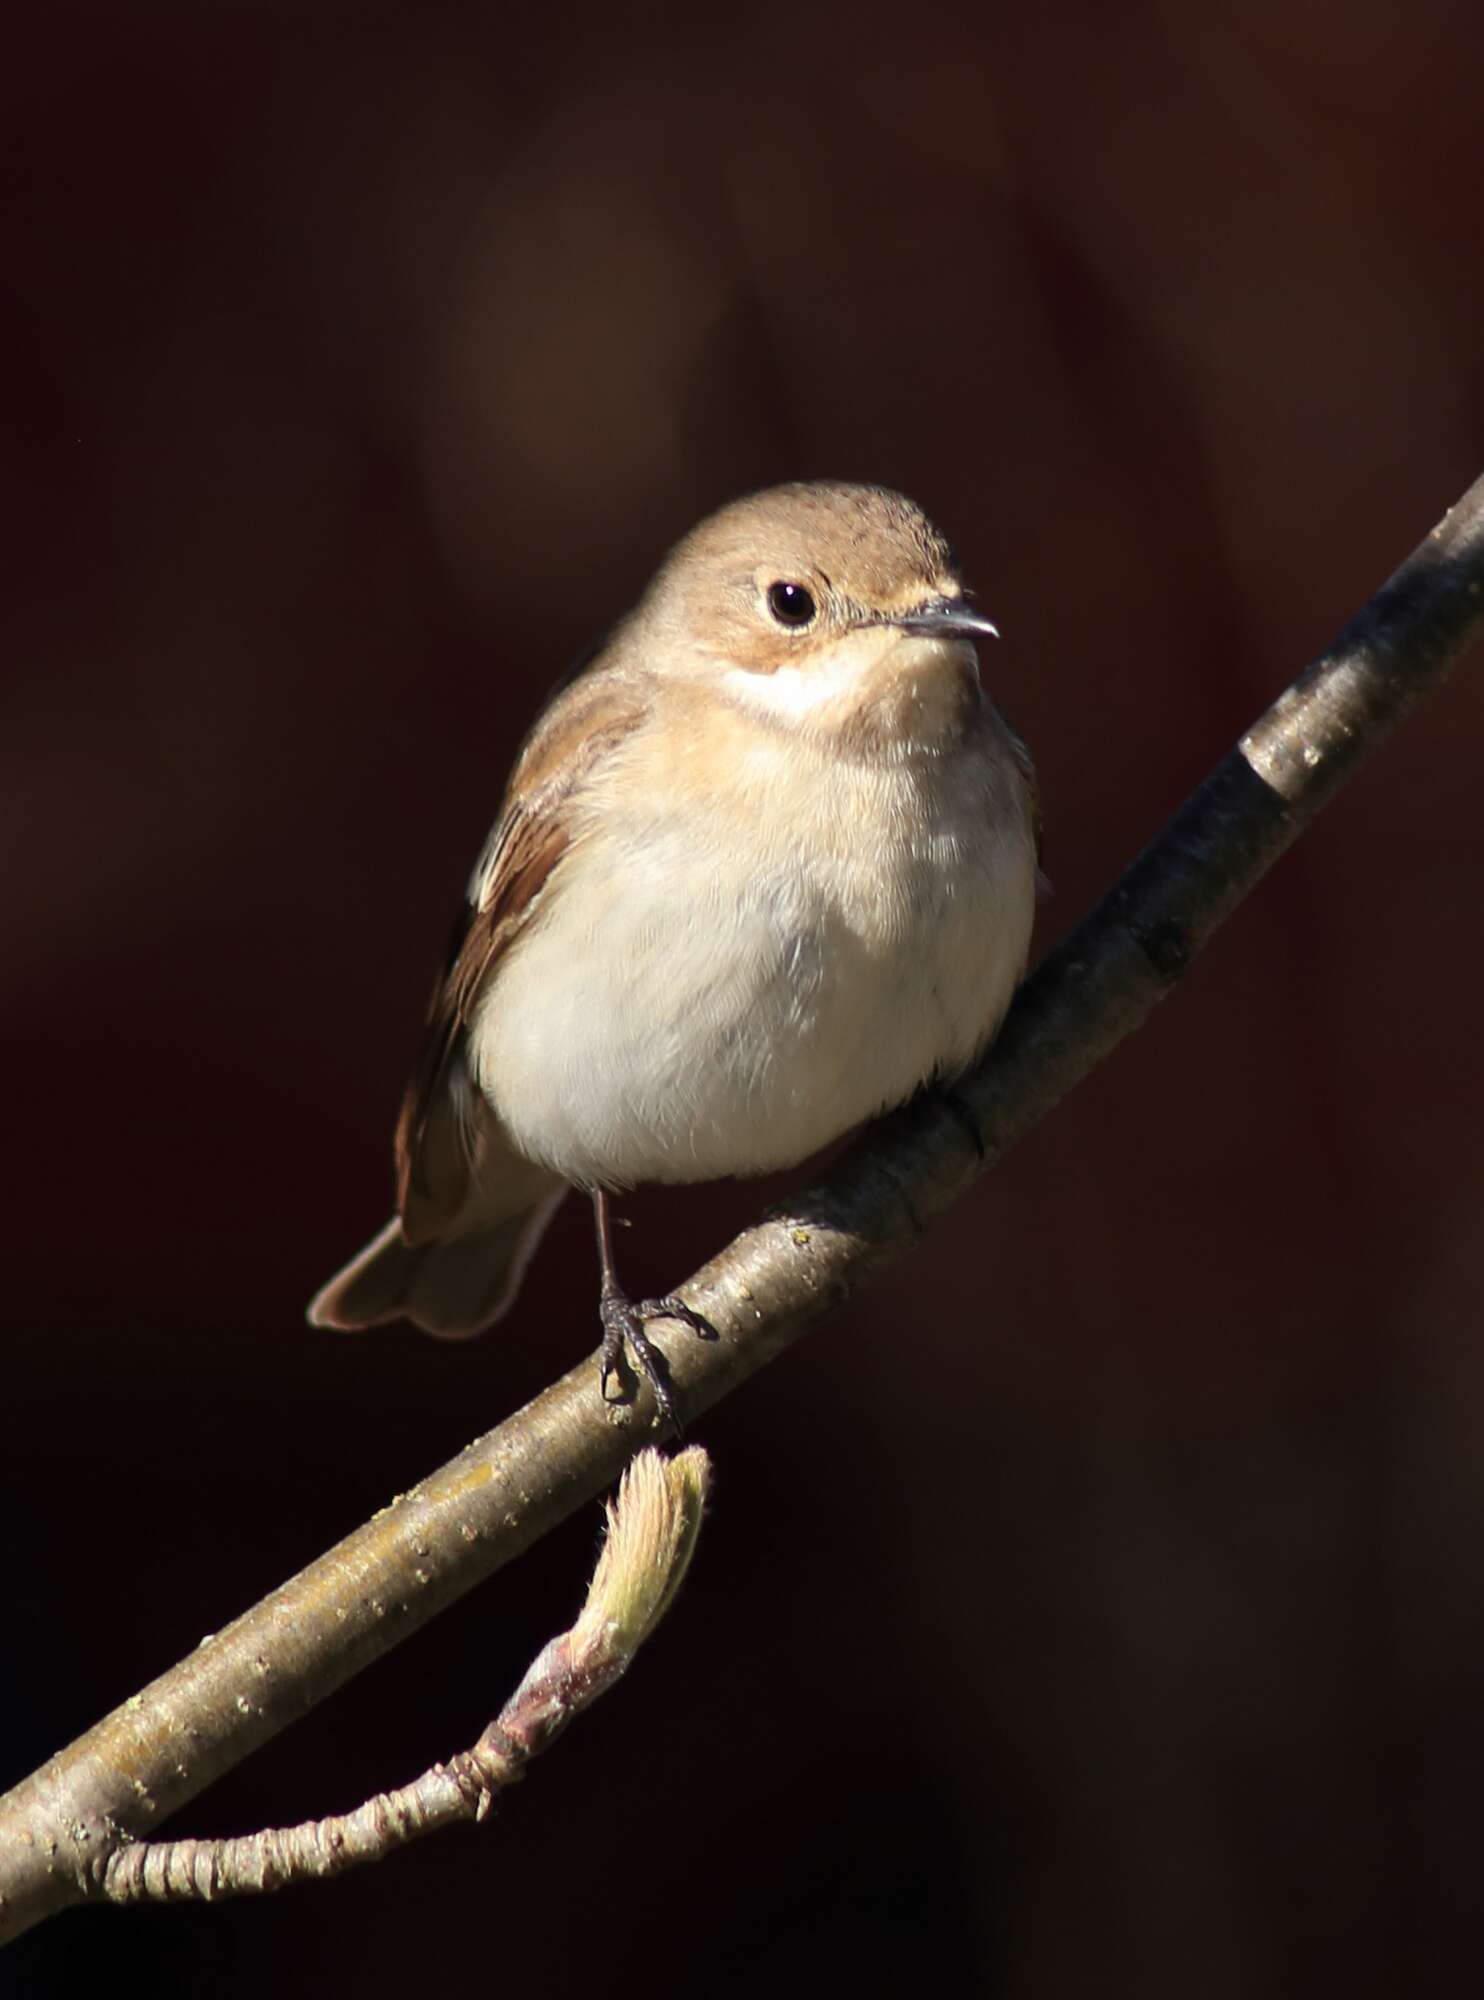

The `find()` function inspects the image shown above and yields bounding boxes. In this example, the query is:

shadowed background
[5,2,1484,1994]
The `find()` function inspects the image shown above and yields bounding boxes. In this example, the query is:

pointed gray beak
[891,594,1000,641]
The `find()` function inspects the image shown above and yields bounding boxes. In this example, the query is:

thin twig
[3,474,1483,1944]
[95,1448,709,1905]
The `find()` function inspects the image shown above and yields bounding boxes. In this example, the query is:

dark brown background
[6,2,1484,1994]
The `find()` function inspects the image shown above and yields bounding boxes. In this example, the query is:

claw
[589,1190,716,1433]
[638,1296,719,1343]
[596,1289,717,1436]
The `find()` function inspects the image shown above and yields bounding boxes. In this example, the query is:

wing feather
[394,670,650,1237]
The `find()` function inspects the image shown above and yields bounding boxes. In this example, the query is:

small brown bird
[310,481,1040,1426]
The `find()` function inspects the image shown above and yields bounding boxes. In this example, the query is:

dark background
[6,2,1484,1994]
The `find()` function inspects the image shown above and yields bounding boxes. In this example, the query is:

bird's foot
[597,1288,717,1435]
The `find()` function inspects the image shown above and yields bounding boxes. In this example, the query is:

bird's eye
[766,580,817,627]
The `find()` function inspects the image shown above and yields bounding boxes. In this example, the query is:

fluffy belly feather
[469,749,1036,1189]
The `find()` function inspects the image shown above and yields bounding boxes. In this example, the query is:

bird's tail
[308,1188,567,1340]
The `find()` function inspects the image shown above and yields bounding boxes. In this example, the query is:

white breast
[469,701,1036,1188]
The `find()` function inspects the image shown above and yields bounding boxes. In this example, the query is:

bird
[309,480,1040,1429]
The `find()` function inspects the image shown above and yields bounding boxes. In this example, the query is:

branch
[4,473,1483,1944]
[93,1447,709,1906]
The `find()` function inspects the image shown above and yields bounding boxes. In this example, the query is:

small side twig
[93,1447,710,1907]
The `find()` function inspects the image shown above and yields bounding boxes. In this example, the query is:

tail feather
[308,1189,567,1340]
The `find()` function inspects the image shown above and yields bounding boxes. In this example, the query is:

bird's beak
[890,595,1000,642]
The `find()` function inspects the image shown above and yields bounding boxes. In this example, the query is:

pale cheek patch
[723,635,976,757]
[721,656,862,722]
[720,636,884,724]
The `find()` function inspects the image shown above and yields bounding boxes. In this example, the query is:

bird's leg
[591,1189,715,1433]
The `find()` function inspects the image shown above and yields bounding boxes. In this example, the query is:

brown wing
[394,668,651,1239]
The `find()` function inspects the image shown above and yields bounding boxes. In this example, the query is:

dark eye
[766,580,817,627]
